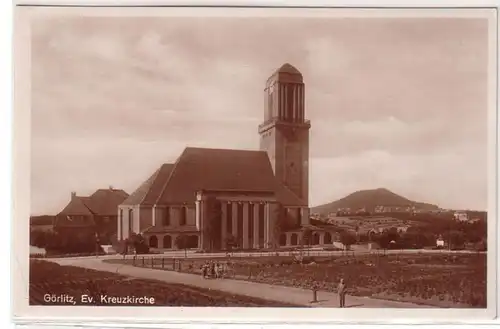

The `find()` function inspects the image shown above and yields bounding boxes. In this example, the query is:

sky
[30,14,491,215]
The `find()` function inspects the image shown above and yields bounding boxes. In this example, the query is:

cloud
[30,16,490,214]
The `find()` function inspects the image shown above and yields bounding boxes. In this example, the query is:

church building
[118,63,337,251]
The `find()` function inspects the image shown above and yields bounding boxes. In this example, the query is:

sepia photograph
[12,4,497,324]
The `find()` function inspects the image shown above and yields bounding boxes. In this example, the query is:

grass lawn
[107,252,486,308]
[29,260,300,307]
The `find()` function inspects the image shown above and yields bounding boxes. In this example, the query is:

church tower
[259,63,311,205]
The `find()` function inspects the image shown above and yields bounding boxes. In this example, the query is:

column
[293,85,298,122]
[320,232,325,246]
[253,203,260,249]
[286,233,290,247]
[221,202,228,250]
[158,234,163,249]
[231,202,238,238]
[264,203,271,248]
[195,200,201,230]
[117,208,122,240]
[152,205,156,226]
[280,84,285,119]
[242,203,249,249]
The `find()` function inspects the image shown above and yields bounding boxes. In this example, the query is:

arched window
[163,235,172,249]
[324,232,332,244]
[149,235,158,248]
[279,234,287,246]
[312,233,320,245]
[291,233,298,246]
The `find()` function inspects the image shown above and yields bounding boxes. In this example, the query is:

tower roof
[276,63,302,76]
[267,63,303,85]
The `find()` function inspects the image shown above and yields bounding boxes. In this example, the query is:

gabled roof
[156,147,278,205]
[121,164,174,206]
[57,188,129,218]
[88,188,129,216]
[58,196,94,216]
[123,147,306,207]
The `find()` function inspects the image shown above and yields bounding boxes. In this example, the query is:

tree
[127,233,149,254]
[375,232,391,254]
[354,225,360,242]
[339,231,356,252]
[300,228,313,255]
[446,230,466,250]
[225,234,238,255]
[175,234,190,258]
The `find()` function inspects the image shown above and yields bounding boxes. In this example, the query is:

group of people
[201,260,228,279]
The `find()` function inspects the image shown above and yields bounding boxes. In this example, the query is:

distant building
[55,187,129,243]
[454,212,469,222]
[436,236,445,247]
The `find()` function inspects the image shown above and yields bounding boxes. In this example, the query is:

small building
[436,236,445,247]
[454,212,469,222]
[54,187,129,243]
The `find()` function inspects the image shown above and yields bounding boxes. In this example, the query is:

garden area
[112,252,486,308]
[29,260,299,307]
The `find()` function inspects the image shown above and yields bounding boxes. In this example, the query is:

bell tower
[259,63,311,205]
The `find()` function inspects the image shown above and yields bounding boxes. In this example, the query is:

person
[201,262,208,279]
[213,262,219,279]
[219,263,224,279]
[209,261,215,279]
[338,278,347,308]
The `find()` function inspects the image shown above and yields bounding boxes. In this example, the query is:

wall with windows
[156,205,196,228]
[118,205,141,240]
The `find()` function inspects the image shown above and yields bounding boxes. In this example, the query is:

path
[51,257,430,308]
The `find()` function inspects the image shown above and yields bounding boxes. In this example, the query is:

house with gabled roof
[119,64,332,251]
[55,187,129,243]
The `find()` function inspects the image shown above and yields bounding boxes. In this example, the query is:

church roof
[121,163,175,206]
[124,147,305,207]
[157,147,277,204]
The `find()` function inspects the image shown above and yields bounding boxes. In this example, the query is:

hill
[311,188,439,215]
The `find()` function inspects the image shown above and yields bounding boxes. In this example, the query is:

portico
[196,190,279,251]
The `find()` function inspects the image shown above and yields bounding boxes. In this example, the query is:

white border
[11,3,499,326]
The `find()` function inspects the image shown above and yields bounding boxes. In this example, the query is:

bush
[40,231,103,255]
[127,233,150,254]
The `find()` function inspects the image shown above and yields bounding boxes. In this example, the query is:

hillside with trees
[312,188,439,214]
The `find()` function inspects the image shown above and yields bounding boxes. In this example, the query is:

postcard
[12,4,498,325]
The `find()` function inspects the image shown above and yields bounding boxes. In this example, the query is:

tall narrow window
[248,204,254,246]
[227,203,233,235]
[179,207,187,226]
[163,207,170,226]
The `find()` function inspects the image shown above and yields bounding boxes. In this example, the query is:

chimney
[71,192,76,200]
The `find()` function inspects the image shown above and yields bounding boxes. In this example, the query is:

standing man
[338,278,347,308]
